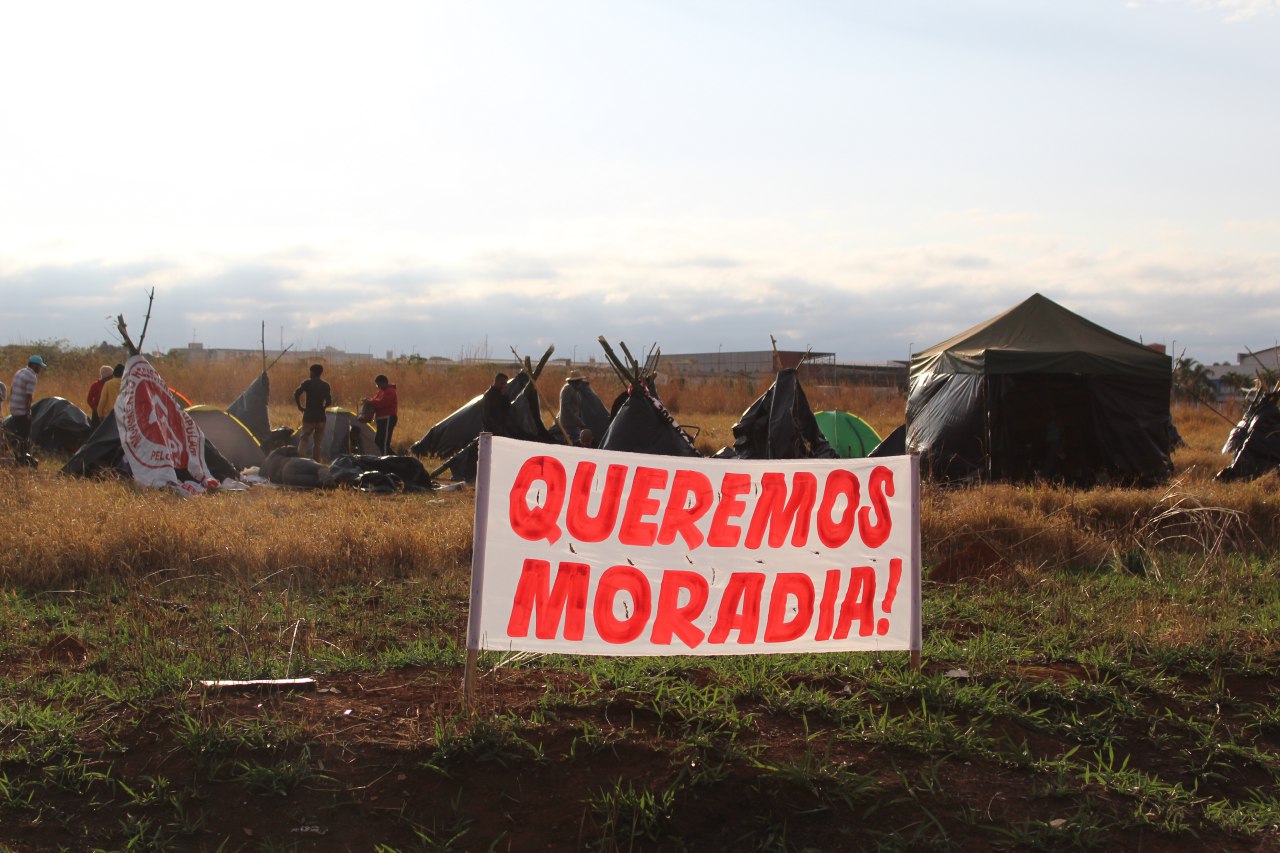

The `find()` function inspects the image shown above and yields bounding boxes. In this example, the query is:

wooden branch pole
[136,287,155,353]
[462,647,479,711]
[428,437,478,479]
[116,316,140,357]
[511,346,571,444]
[265,344,294,374]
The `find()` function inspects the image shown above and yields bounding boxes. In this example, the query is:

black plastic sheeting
[714,369,837,460]
[60,411,239,482]
[600,381,699,457]
[329,454,436,492]
[411,374,529,459]
[547,382,612,445]
[410,373,555,480]
[1216,393,1280,482]
[869,424,906,457]
[227,371,272,443]
[61,412,125,477]
[28,397,92,453]
[907,372,1172,485]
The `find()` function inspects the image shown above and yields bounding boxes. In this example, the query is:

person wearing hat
[558,369,589,445]
[86,364,113,430]
[7,355,45,457]
[363,373,399,455]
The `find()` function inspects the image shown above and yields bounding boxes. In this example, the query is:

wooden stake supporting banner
[462,433,494,712]
[462,647,479,711]
[911,650,922,672]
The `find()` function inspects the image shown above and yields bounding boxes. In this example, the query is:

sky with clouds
[2,0,1277,366]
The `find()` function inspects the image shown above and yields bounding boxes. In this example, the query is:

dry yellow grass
[0,468,477,589]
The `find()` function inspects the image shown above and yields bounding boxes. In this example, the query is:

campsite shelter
[186,406,266,471]
[814,411,881,459]
[907,293,1173,484]
[299,408,380,460]
[411,372,555,480]
[547,380,612,446]
[25,397,92,453]
[601,379,700,457]
[715,369,838,460]
[227,371,271,443]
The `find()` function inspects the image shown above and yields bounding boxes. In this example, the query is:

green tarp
[814,411,881,458]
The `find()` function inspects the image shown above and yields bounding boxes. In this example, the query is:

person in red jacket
[86,365,112,430]
[364,374,399,455]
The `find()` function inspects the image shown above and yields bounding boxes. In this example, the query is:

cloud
[4,221,1280,367]
[1125,0,1280,20]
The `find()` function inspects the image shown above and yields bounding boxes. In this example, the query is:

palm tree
[1173,356,1214,402]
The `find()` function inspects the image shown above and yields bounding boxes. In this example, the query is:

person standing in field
[87,365,112,430]
[481,372,512,437]
[293,363,332,463]
[95,364,125,423]
[557,370,588,445]
[364,374,399,455]
[7,354,46,458]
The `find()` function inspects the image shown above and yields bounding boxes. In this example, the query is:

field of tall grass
[3,346,1280,850]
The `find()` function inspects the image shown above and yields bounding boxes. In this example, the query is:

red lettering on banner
[650,570,709,647]
[509,457,567,544]
[815,568,842,641]
[707,473,752,547]
[594,566,651,644]
[877,557,902,635]
[618,467,669,546]
[709,572,765,644]
[565,462,627,542]
[763,573,815,642]
[506,559,589,640]
[656,469,714,549]
[745,472,816,549]
[817,470,859,548]
[859,466,894,548]
[833,566,876,639]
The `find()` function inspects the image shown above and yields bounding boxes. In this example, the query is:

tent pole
[984,378,993,482]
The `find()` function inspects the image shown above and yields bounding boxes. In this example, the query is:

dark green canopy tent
[907,293,1172,485]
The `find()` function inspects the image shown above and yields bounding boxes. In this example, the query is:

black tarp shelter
[410,373,555,480]
[227,371,271,443]
[907,293,1172,484]
[600,380,699,457]
[27,397,92,453]
[714,368,837,460]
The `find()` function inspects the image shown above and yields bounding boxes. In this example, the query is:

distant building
[662,350,907,388]
[663,350,832,375]
[1207,346,1280,401]
[168,342,376,365]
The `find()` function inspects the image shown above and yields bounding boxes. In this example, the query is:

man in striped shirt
[7,354,45,457]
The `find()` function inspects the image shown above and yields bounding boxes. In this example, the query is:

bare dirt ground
[3,661,1273,852]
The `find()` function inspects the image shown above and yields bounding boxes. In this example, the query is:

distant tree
[1219,372,1253,392]
[1173,357,1214,402]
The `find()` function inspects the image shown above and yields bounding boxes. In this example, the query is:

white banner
[468,436,920,656]
[116,355,217,494]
